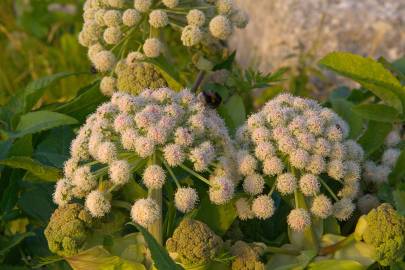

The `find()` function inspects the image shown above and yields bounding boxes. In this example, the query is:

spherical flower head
[307,155,326,175]
[85,190,111,218]
[131,198,160,227]
[135,136,155,158]
[310,194,332,219]
[237,151,257,176]
[329,142,346,160]
[251,127,271,144]
[94,9,107,26]
[385,129,401,147]
[143,38,162,58]
[296,132,316,151]
[306,116,324,135]
[53,179,72,206]
[189,142,216,172]
[247,113,265,130]
[276,173,297,195]
[93,50,116,72]
[181,25,203,47]
[96,141,117,164]
[127,51,145,64]
[338,181,360,199]
[252,195,275,219]
[326,124,344,142]
[344,160,361,183]
[64,158,78,179]
[134,0,152,12]
[209,176,235,204]
[263,156,284,176]
[88,43,104,61]
[299,174,320,196]
[255,142,275,161]
[108,0,125,8]
[235,198,254,220]
[103,10,122,27]
[120,129,138,150]
[100,76,116,96]
[149,10,169,28]
[289,148,309,169]
[327,159,346,180]
[72,166,97,195]
[344,140,364,161]
[287,208,311,232]
[162,0,178,8]
[382,148,401,168]
[277,135,297,154]
[175,127,193,146]
[357,194,380,214]
[103,26,122,44]
[231,9,249,28]
[243,174,265,195]
[333,198,355,221]
[209,15,233,40]
[216,0,234,14]
[163,144,185,167]
[374,165,391,184]
[314,138,331,157]
[109,160,131,185]
[122,9,141,26]
[187,9,206,27]
[143,164,166,189]
[175,187,198,213]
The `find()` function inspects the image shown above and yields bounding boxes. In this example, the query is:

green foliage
[44,203,94,257]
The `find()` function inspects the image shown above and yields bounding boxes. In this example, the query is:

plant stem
[319,178,339,201]
[160,156,181,188]
[265,246,301,256]
[191,70,206,92]
[179,164,211,185]
[318,234,355,256]
[147,155,163,245]
[111,200,132,210]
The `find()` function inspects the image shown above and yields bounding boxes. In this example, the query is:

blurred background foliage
[0,0,92,106]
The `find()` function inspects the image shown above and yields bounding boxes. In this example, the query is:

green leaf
[18,182,55,222]
[133,223,184,270]
[55,82,108,122]
[0,232,35,257]
[331,99,363,139]
[358,121,392,157]
[319,52,405,113]
[218,94,246,135]
[307,260,365,270]
[352,104,400,122]
[1,72,81,127]
[213,51,236,71]
[0,156,61,182]
[393,190,405,216]
[66,246,146,270]
[146,57,183,91]
[14,111,77,138]
[389,149,405,185]
[194,194,237,236]
[8,135,33,157]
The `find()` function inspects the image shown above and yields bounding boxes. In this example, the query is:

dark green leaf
[55,82,108,122]
[393,190,405,216]
[352,104,400,122]
[0,232,35,257]
[194,194,237,236]
[145,57,183,91]
[133,223,184,270]
[358,121,392,157]
[218,94,246,135]
[14,111,77,138]
[319,52,405,113]
[0,156,61,182]
[18,182,55,222]
[213,51,236,71]
[389,149,405,185]
[307,259,365,270]
[331,99,363,139]
[8,135,33,157]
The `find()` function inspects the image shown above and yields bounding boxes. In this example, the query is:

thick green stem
[266,246,301,256]
[319,178,339,201]
[318,234,355,256]
[147,155,163,245]
[179,164,211,185]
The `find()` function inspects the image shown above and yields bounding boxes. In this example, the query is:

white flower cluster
[234,93,364,231]
[363,125,403,184]
[53,87,238,227]
[79,0,248,96]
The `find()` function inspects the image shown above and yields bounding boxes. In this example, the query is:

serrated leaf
[352,104,400,122]
[14,111,77,138]
[331,99,363,139]
[0,156,60,182]
[319,52,405,113]
[132,223,184,270]
[358,121,392,157]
